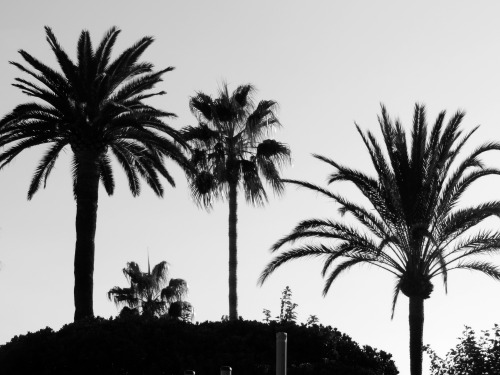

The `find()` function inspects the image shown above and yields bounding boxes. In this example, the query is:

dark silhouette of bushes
[0,317,398,375]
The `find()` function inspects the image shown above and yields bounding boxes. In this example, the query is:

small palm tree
[260,104,500,375]
[182,83,291,320]
[108,260,193,321]
[0,27,191,320]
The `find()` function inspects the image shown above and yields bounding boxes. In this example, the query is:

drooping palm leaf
[260,104,500,375]
[0,27,193,321]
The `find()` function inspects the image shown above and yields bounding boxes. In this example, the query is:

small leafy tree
[108,260,193,321]
[425,325,500,374]
[262,308,272,323]
[278,286,298,323]
[306,315,319,326]
[262,286,299,324]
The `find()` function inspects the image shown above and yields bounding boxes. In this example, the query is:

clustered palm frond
[182,83,291,206]
[0,26,190,199]
[108,261,193,320]
[260,104,500,315]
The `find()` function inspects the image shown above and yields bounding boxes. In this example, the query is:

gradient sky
[1,2,500,374]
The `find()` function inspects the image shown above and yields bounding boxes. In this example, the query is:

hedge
[0,316,398,375]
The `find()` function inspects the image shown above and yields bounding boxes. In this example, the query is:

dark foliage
[425,325,500,374]
[0,318,398,375]
[260,105,500,375]
[0,27,192,320]
[183,83,291,320]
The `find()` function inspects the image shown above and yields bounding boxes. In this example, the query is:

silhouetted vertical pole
[220,366,232,375]
[276,332,287,375]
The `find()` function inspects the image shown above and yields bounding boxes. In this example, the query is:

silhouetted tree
[262,286,299,324]
[425,325,500,374]
[262,308,272,323]
[260,104,500,375]
[277,285,298,323]
[0,27,191,321]
[108,260,193,321]
[306,315,319,326]
[183,83,291,320]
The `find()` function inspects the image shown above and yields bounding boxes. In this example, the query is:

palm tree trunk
[73,154,100,321]
[409,296,424,375]
[228,181,238,321]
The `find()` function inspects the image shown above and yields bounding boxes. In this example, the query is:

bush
[0,317,398,375]
[425,324,500,375]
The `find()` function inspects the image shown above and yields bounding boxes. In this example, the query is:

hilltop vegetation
[0,317,398,375]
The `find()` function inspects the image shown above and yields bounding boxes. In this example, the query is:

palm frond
[282,178,342,203]
[256,139,291,167]
[323,257,368,296]
[390,280,402,319]
[182,123,219,145]
[439,202,500,243]
[44,26,78,84]
[161,278,188,302]
[246,99,279,140]
[185,83,289,209]
[99,153,115,196]
[0,134,55,170]
[27,140,66,199]
[320,243,357,277]
[1,27,190,203]
[447,261,500,280]
[262,104,500,318]
[241,159,267,205]
[111,68,173,102]
[110,142,141,196]
[95,27,120,74]
[189,92,215,122]
[259,245,335,286]
[151,261,169,286]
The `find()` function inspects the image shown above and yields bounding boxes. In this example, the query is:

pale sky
[1,2,500,375]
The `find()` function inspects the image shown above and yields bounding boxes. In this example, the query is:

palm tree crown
[183,83,290,205]
[108,260,193,321]
[260,104,500,375]
[0,27,191,320]
[0,26,189,197]
[183,83,291,320]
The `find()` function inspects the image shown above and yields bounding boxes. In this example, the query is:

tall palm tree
[259,104,500,375]
[108,260,193,320]
[183,83,291,320]
[0,27,191,321]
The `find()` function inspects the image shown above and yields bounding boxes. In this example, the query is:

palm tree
[183,83,291,320]
[0,27,191,321]
[108,260,193,321]
[259,104,500,375]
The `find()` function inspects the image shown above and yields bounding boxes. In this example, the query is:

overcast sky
[1,2,500,374]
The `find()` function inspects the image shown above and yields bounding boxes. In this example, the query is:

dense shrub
[0,317,398,375]
[425,325,500,375]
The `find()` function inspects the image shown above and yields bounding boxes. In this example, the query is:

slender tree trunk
[73,153,100,321]
[409,296,424,375]
[228,181,238,321]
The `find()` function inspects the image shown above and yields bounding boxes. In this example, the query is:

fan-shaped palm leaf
[182,82,291,320]
[109,259,192,319]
